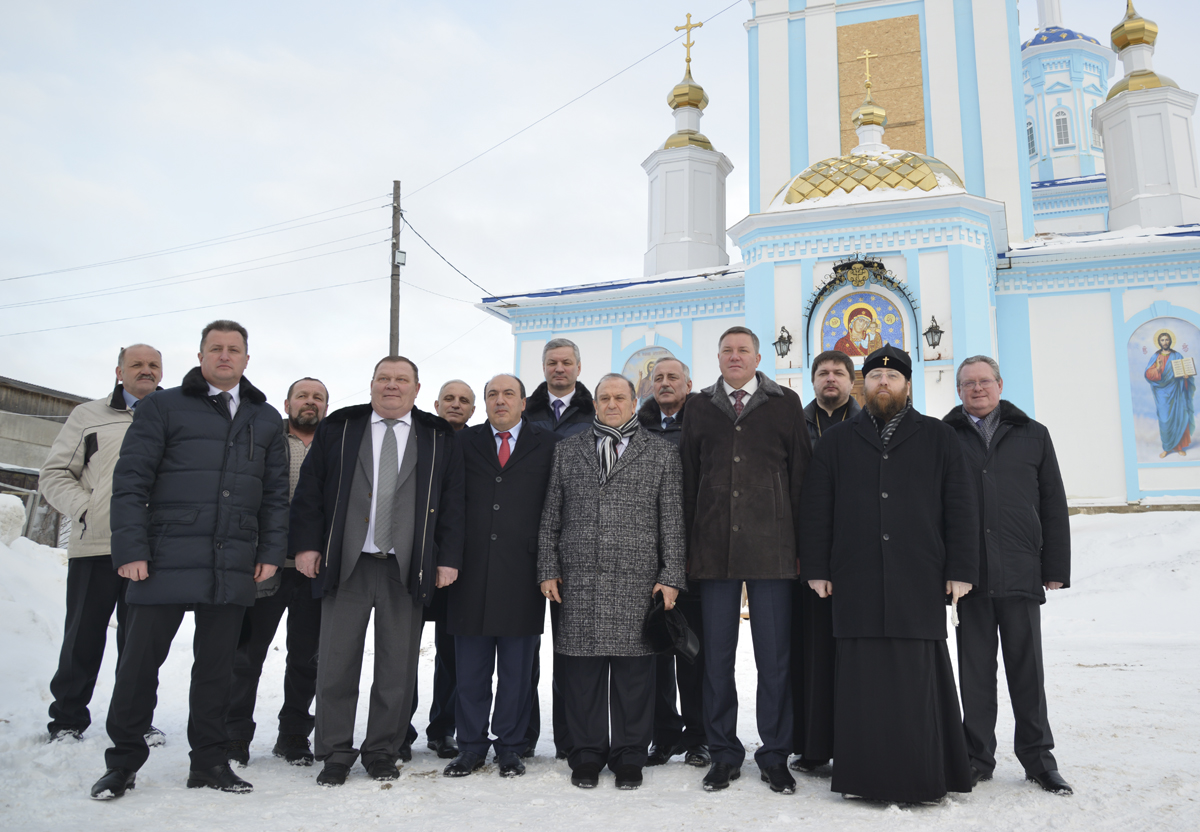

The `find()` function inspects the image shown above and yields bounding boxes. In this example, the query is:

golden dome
[1106,69,1179,100]
[668,67,709,111]
[852,86,887,129]
[664,130,714,150]
[1111,0,1158,51]
[774,150,964,205]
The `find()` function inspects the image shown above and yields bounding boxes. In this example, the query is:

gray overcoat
[537,426,687,657]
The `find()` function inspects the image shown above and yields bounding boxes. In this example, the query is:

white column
[805,0,841,166]
[757,4,792,211]
[925,0,967,180]
[973,0,1027,243]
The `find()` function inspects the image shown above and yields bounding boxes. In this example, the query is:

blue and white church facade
[479,0,1200,504]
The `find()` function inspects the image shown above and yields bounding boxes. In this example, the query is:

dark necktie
[732,390,747,417]
[662,415,675,430]
[497,431,512,467]
[374,419,400,553]
[218,391,233,418]
[552,400,564,422]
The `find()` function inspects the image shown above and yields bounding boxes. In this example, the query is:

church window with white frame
[1027,120,1037,156]
[1053,109,1071,146]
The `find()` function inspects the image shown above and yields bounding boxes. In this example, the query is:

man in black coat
[91,320,289,800]
[636,357,708,769]
[520,337,594,757]
[800,344,979,804]
[945,356,1073,796]
[290,356,465,787]
[792,350,859,774]
[443,374,558,779]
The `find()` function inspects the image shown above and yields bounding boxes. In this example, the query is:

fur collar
[180,366,267,404]
[943,399,1031,428]
[527,380,594,416]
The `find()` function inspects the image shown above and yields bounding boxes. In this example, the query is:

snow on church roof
[1007,224,1200,258]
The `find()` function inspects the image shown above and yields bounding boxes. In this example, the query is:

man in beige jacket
[39,344,162,742]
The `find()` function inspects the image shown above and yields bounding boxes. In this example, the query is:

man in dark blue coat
[290,356,465,787]
[443,374,558,779]
[945,355,1073,796]
[91,320,289,800]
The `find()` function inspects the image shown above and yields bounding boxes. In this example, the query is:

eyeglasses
[959,379,997,391]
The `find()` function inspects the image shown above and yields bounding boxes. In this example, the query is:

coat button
[496,476,502,483]
[732,525,739,531]
[491,533,498,540]
[882,533,889,541]
[493,504,500,511]
[222,490,230,497]
[734,456,741,463]
[883,453,889,460]
[881,492,888,498]
[982,469,987,474]
[732,490,739,497]
[217,542,224,549]
[986,528,991,534]
[736,426,742,431]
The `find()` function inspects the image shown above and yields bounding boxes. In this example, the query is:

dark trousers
[105,602,244,771]
[525,601,570,755]
[700,579,793,769]
[652,590,706,750]
[455,634,538,758]
[48,555,128,734]
[227,568,321,741]
[957,595,1057,777]
[406,616,457,744]
[560,653,655,772]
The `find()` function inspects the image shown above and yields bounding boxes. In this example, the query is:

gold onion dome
[851,85,887,129]
[1107,69,1178,100]
[1111,0,1158,50]
[668,66,709,111]
[774,150,964,205]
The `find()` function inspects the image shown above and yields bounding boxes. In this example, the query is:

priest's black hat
[862,344,912,379]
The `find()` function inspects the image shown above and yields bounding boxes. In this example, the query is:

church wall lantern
[773,326,793,358]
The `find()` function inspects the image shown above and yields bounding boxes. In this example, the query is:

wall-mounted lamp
[773,326,793,359]
[923,316,944,361]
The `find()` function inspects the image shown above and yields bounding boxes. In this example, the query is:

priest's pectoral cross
[675,13,704,65]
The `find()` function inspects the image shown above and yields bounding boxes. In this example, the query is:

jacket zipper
[417,430,438,590]
[324,422,348,570]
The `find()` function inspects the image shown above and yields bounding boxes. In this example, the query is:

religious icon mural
[1127,316,1199,462]
[822,292,905,356]
[622,345,674,404]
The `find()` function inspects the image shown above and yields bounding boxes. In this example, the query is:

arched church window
[1053,110,1071,146]
[1026,121,1037,156]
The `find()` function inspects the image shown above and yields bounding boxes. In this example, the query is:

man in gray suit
[290,356,465,787]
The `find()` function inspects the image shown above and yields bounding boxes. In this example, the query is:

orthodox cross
[881,356,890,365]
[855,48,879,90]
[675,13,704,66]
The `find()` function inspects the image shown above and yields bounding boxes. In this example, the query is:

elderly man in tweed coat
[538,373,687,792]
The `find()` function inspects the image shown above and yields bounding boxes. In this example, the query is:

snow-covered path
[1,508,1197,831]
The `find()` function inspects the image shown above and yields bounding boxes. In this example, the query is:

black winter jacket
[944,401,1071,602]
[288,403,465,606]
[525,381,594,438]
[637,392,699,448]
[110,368,289,606]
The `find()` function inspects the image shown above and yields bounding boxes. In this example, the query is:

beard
[289,410,320,428]
[816,387,847,409]
[865,388,906,421]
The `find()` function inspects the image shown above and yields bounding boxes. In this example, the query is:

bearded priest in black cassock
[799,344,979,803]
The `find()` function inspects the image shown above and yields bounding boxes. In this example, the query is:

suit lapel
[470,424,502,472]
[356,419,374,487]
[605,429,648,482]
[885,410,922,452]
[395,421,419,489]
[853,411,885,452]
[504,422,541,470]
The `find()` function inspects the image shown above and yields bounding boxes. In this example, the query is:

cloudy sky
[2,0,1197,415]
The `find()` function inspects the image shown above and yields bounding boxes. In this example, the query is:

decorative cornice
[997,252,1200,294]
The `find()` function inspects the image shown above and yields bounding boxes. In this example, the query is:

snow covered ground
[1,500,1197,831]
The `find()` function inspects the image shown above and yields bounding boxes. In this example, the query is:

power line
[0,276,386,338]
[2,197,389,283]
[1,230,390,310]
[401,217,498,298]
[398,278,477,305]
[405,0,742,199]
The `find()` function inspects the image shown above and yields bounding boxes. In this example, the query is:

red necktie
[732,390,747,416]
[497,431,512,467]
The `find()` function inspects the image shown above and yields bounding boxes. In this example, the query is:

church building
[478,0,1200,504]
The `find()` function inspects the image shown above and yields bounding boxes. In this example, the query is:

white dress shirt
[550,389,575,418]
[363,409,413,554]
[491,419,523,453]
[722,374,758,403]
[595,435,630,458]
[207,382,241,417]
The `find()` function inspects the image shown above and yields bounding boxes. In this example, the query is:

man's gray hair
[437,379,475,402]
[596,372,636,398]
[542,338,580,364]
[956,355,1003,387]
[483,374,525,399]
[117,343,160,366]
[651,356,690,380]
[719,325,760,354]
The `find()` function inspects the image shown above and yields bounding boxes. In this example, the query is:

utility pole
[389,180,403,356]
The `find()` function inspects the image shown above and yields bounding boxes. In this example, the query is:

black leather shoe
[367,758,400,781]
[316,762,349,787]
[647,742,684,766]
[144,725,166,747]
[90,768,136,800]
[50,727,83,743]
[571,762,601,788]
[970,765,993,787]
[1027,769,1073,795]
[760,763,796,794]
[443,751,485,777]
[684,745,711,767]
[788,756,828,773]
[397,741,413,763]
[428,735,459,759]
[613,764,643,790]
[273,733,314,766]
[187,762,252,793]
[226,739,250,767]
[702,762,741,791]
[497,752,525,777]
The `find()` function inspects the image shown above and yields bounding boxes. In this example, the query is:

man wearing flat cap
[799,344,980,804]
